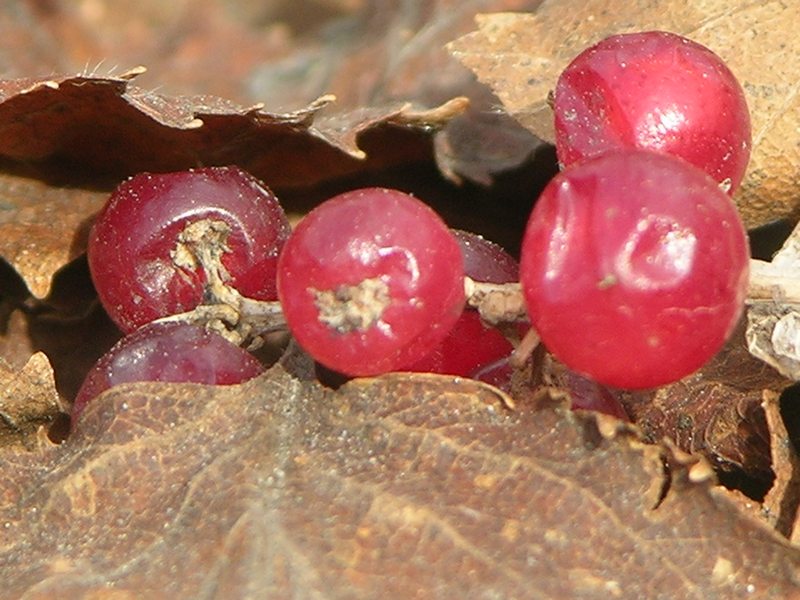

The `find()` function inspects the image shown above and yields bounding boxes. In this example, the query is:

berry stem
[156,218,285,348]
[747,260,800,302]
[748,220,800,304]
[463,277,527,325]
[163,226,786,376]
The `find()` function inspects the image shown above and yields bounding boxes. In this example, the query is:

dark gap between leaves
[748,217,794,260]
[47,411,70,444]
[277,144,557,258]
[780,383,800,454]
[0,257,30,309]
[653,455,672,510]
[716,468,772,502]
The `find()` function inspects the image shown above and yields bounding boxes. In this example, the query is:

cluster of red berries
[525,31,750,388]
[72,30,752,426]
[73,169,519,424]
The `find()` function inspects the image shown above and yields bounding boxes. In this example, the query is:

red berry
[71,321,264,426]
[452,229,519,284]
[406,310,514,376]
[472,357,514,392]
[562,370,630,421]
[89,166,290,332]
[520,150,749,389]
[408,230,518,377]
[554,31,751,193]
[277,187,465,376]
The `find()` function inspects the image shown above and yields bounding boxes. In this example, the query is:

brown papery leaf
[609,322,788,485]
[0,352,62,450]
[0,1,546,188]
[762,391,800,540]
[0,169,106,299]
[2,369,799,597]
[0,71,466,186]
[447,2,800,228]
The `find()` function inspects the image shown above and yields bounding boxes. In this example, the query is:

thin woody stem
[747,258,800,303]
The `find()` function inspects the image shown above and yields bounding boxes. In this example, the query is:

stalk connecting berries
[406,230,520,378]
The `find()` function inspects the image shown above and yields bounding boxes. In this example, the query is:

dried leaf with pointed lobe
[0,352,63,449]
[0,169,106,299]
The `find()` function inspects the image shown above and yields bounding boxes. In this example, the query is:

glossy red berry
[71,321,264,426]
[554,31,751,193]
[277,187,465,376]
[406,310,514,377]
[89,166,290,332]
[407,230,518,377]
[520,150,749,389]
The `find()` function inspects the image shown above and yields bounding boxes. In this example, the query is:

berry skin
[407,230,518,377]
[561,369,629,421]
[71,321,264,426]
[452,229,519,284]
[89,166,291,333]
[277,187,465,376]
[554,31,751,193]
[520,150,749,389]
[406,309,514,377]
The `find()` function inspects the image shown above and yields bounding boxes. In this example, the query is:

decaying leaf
[0,351,63,449]
[0,0,549,191]
[762,391,800,540]
[606,321,786,484]
[2,368,800,597]
[447,2,800,228]
[0,169,107,299]
[241,0,548,185]
[0,71,467,185]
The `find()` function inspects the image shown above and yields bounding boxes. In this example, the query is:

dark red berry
[408,230,519,377]
[89,166,290,332]
[72,321,264,426]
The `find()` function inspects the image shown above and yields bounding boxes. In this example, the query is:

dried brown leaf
[0,170,106,299]
[611,322,787,483]
[2,369,800,597]
[242,0,547,184]
[0,72,465,184]
[1,1,547,187]
[0,352,63,450]
[762,391,800,540]
[448,2,800,227]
